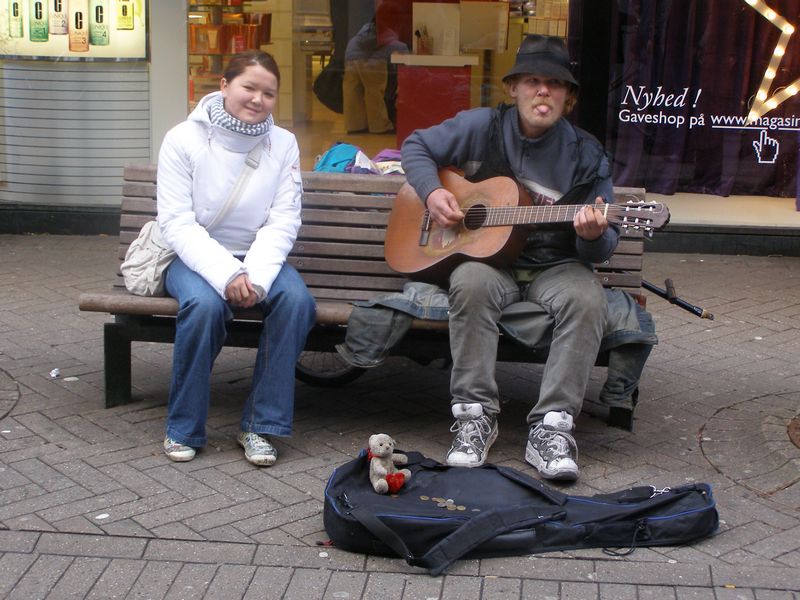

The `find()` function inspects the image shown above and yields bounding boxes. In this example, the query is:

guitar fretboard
[464,204,607,228]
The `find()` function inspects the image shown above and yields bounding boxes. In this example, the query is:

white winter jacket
[157,91,303,300]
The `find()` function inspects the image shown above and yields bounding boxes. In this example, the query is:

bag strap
[349,503,565,576]
[205,143,263,232]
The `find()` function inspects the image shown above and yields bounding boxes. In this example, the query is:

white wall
[149,0,188,160]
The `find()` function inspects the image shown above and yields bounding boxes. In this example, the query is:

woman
[156,50,316,466]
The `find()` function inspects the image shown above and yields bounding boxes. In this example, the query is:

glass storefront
[183,0,571,169]
[2,0,799,224]
[182,0,799,208]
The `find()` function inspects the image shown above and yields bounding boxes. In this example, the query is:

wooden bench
[78,165,649,428]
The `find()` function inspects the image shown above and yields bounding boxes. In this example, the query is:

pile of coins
[419,495,478,512]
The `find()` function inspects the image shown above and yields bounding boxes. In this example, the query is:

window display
[0,0,147,59]
[605,0,799,199]
[187,1,270,107]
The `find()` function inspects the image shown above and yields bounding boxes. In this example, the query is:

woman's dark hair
[223,50,280,86]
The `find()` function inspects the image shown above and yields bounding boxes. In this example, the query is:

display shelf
[187,1,271,105]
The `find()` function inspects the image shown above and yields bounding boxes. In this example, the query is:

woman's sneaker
[445,402,498,468]
[163,437,196,462]
[525,411,579,481]
[237,432,278,466]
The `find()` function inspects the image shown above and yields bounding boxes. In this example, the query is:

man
[343,19,408,134]
[400,35,618,481]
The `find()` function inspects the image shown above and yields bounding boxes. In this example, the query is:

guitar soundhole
[463,204,487,230]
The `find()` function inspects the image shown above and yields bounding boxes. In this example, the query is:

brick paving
[0,233,798,599]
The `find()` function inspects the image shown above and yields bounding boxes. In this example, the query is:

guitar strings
[463,204,664,227]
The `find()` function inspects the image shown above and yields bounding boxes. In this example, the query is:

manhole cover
[789,416,800,449]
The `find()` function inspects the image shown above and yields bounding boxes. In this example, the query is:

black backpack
[324,451,718,576]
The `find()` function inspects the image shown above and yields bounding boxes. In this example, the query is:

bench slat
[302,171,405,194]
[301,272,408,291]
[121,196,157,214]
[291,240,386,259]
[122,181,157,198]
[306,286,398,303]
[289,256,398,276]
[596,254,643,271]
[120,214,155,232]
[123,163,157,182]
[298,224,387,243]
[301,208,389,227]
[302,192,395,210]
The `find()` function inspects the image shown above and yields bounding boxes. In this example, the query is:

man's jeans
[449,261,607,424]
[164,259,316,447]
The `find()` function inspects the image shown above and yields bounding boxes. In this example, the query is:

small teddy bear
[367,433,411,494]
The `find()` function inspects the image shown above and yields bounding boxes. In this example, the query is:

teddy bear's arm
[392,453,408,466]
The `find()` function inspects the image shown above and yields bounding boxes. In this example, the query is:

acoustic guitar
[384,169,670,282]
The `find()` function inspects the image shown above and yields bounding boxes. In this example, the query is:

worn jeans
[449,261,607,424]
[164,258,316,447]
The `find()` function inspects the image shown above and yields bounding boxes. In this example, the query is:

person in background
[157,50,316,466]
[343,18,408,134]
[401,35,618,482]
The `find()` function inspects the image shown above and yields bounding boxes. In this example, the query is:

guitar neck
[467,204,594,228]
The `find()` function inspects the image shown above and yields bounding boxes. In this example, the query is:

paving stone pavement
[0,233,798,599]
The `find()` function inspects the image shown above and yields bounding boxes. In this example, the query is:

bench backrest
[120,165,645,301]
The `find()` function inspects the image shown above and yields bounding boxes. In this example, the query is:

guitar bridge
[419,210,432,246]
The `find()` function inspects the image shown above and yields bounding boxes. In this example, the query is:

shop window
[603,0,799,202]
[185,0,573,169]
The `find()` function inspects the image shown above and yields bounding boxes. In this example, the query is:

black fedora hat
[503,34,578,86]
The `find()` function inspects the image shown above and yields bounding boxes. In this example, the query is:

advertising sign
[1,0,147,60]
[606,0,799,199]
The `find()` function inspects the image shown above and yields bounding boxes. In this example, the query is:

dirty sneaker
[237,431,278,466]
[163,437,196,462]
[445,402,498,468]
[525,410,579,481]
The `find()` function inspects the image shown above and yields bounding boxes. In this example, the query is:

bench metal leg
[104,321,133,408]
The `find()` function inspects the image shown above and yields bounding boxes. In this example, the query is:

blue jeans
[164,259,316,447]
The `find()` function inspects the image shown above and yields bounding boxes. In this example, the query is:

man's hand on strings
[425,188,464,228]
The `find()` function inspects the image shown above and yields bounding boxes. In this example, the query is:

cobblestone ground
[0,234,798,599]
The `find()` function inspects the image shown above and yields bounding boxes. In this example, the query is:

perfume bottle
[49,0,68,34]
[9,1,24,38]
[116,0,134,30]
[68,0,90,52]
[89,0,110,45]
[29,0,49,42]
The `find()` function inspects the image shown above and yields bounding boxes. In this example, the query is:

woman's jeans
[448,261,607,425]
[164,259,316,447]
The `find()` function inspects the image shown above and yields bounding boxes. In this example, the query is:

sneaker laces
[449,415,493,455]
[537,427,579,464]
[242,432,275,454]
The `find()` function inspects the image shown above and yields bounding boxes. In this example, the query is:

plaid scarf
[208,95,272,137]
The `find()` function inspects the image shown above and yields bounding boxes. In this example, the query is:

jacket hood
[189,91,268,153]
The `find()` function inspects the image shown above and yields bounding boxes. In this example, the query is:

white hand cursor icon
[753,129,779,164]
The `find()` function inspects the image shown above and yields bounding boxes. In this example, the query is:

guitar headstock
[608,201,671,235]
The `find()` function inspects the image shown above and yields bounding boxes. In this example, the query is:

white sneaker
[525,410,579,481]
[163,437,196,462]
[445,403,498,468]
[237,432,278,466]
